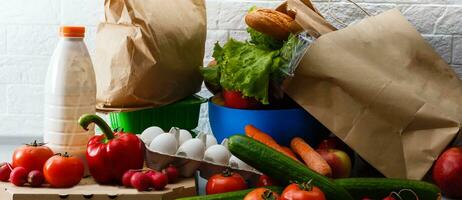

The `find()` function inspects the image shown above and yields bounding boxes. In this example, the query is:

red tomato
[244,187,280,200]
[43,152,84,188]
[281,182,326,200]
[223,90,261,109]
[12,141,54,172]
[206,169,247,194]
[257,174,278,187]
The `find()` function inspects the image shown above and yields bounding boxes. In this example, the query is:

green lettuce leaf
[212,42,225,63]
[215,39,280,104]
[247,27,283,50]
[273,34,299,83]
[201,33,301,105]
[201,43,223,88]
[201,65,220,89]
[280,34,298,62]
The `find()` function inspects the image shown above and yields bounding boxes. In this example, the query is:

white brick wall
[0,0,461,137]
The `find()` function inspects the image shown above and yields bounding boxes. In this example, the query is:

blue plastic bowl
[208,100,328,146]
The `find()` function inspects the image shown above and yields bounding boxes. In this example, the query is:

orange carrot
[281,146,297,158]
[290,137,332,177]
[245,125,280,146]
[245,125,300,162]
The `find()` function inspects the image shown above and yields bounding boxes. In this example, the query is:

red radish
[130,172,151,191]
[145,169,158,177]
[10,167,27,186]
[149,171,168,190]
[122,170,137,187]
[162,165,179,183]
[0,163,13,182]
[27,170,44,187]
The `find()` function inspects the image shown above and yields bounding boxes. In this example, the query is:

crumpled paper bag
[283,0,462,180]
[95,0,206,111]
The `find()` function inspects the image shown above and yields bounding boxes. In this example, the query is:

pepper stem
[79,114,115,140]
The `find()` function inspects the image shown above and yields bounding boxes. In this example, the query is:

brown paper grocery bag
[95,0,206,111]
[284,3,462,179]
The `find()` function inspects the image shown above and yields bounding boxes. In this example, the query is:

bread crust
[245,8,293,40]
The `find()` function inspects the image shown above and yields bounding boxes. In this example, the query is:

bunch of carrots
[245,125,332,177]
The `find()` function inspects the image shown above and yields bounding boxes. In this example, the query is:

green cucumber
[227,135,353,200]
[177,186,283,200]
[335,178,441,200]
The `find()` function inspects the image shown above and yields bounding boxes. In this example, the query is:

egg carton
[140,127,261,183]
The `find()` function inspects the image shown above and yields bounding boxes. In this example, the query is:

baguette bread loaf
[245,8,293,40]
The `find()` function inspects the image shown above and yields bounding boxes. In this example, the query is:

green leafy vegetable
[212,39,280,104]
[280,34,298,62]
[247,28,283,50]
[201,43,223,89]
[212,42,225,63]
[273,34,299,83]
[201,65,220,90]
[201,29,302,105]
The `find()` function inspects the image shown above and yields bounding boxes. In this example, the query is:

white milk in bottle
[44,26,96,175]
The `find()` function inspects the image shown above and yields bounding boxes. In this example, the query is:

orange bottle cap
[60,26,85,38]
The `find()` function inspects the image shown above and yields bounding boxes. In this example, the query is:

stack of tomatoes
[206,170,326,200]
[0,141,84,188]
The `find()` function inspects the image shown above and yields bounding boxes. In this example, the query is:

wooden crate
[0,177,196,200]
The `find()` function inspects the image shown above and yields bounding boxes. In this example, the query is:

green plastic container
[109,95,206,134]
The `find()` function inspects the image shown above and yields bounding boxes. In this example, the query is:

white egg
[176,135,206,160]
[140,126,164,145]
[229,155,254,171]
[205,135,218,149]
[204,144,231,165]
[178,129,193,145]
[149,132,178,155]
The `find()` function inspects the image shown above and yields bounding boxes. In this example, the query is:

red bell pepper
[79,114,144,185]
